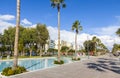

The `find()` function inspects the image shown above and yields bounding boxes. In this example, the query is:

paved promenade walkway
[10,56,120,78]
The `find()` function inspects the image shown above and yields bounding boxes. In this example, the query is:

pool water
[0,57,71,72]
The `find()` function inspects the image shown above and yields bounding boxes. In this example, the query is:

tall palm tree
[72,20,82,58]
[50,0,66,62]
[116,28,120,37]
[13,0,20,69]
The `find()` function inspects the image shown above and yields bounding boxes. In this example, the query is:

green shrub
[54,60,64,64]
[78,58,80,60]
[1,66,27,76]
[8,69,14,76]
[1,67,12,76]
[72,57,80,61]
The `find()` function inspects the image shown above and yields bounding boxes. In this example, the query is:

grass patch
[72,57,80,61]
[1,66,27,76]
[54,60,64,65]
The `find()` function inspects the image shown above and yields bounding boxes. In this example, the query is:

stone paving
[8,56,120,78]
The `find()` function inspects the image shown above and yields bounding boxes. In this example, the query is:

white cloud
[0,20,15,33]
[96,35,120,50]
[47,26,120,50]
[115,16,120,20]
[0,14,15,21]
[91,16,120,36]
[0,14,15,33]
[115,16,120,25]
[30,24,36,28]
[93,26,120,36]
[21,18,32,25]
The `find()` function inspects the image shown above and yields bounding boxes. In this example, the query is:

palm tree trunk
[13,0,20,69]
[57,6,60,62]
[22,50,25,56]
[39,44,42,57]
[94,43,97,56]
[75,33,77,58]
[30,49,32,57]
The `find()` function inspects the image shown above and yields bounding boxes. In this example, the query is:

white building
[72,44,82,50]
[54,40,73,49]
[45,39,83,51]
[49,40,55,49]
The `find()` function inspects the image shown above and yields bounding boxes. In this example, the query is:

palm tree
[0,34,3,56]
[72,20,82,58]
[50,0,66,62]
[116,28,120,37]
[13,0,20,69]
[0,34,2,44]
[92,36,101,55]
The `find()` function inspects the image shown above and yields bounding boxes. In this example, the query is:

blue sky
[0,0,120,49]
[0,0,120,33]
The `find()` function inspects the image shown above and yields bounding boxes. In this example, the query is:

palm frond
[72,26,75,31]
[62,3,66,8]
[60,0,64,3]
[71,20,83,33]
[79,26,83,31]
[50,0,66,9]
[50,0,54,3]
[92,36,97,42]
[51,3,56,8]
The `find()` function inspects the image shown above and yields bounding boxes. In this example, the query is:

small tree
[61,46,69,56]
[36,24,49,57]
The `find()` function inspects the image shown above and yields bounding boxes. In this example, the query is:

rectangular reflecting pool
[0,57,72,72]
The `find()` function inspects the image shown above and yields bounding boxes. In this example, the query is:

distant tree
[0,34,4,56]
[83,36,107,56]
[0,34,2,42]
[99,43,108,51]
[50,0,66,62]
[21,28,37,57]
[68,49,75,55]
[61,46,69,55]
[61,46,69,52]
[47,48,57,55]
[92,36,101,54]
[3,27,15,45]
[116,28,120,37]
[36,24,49,56]
[28,28,37,57]
[48,48,55,52]
[1,24,49,57]
[2,27,15,56]
[18,26,26,56]
[72,20,82,58]
[83,40,95,55]
[112,44,120,53]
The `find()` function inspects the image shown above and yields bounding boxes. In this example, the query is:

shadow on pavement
[86,58,120,74]
[87,63,105,72]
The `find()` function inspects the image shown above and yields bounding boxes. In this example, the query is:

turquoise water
[0,57,71,72]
